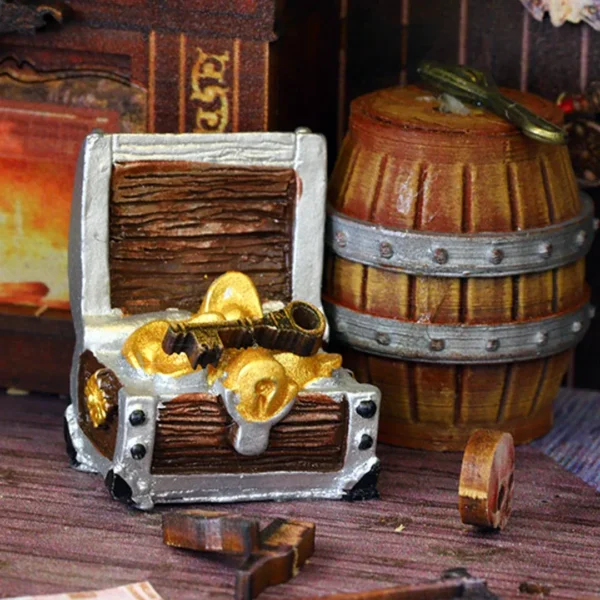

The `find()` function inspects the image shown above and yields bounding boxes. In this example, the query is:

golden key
[418,61,566,145]
[162,301,326,369]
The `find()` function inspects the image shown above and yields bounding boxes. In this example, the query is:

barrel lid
[351,85,564,136]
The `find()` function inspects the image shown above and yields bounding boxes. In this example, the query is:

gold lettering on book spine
[190,48,230,132]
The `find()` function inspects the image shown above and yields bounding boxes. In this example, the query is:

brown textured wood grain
[151,392,348,474]
[163,510,261,558]
[76,350,120,460]
[109,161,296,314]
[2,391,599,600]
[459,429,515,531]
[325,86,587,450]
[163,510,316,600]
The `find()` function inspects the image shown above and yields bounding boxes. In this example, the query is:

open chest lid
[69,130,327,332]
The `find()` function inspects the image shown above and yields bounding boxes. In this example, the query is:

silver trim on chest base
[327,195,595,277]
[65,369,380,510]
[325,302,593,363]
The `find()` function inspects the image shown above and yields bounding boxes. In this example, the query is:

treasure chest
[64,130,381,510]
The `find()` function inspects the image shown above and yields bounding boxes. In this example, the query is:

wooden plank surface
[152,392,348,474]
[0,391,598,600]
[109,161,296,314]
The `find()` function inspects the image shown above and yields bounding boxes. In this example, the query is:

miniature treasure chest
[64,130,381,510]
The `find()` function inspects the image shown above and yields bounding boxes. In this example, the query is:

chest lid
[70,130,327,322]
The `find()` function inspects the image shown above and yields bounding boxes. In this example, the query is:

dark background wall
[338,0,600,389]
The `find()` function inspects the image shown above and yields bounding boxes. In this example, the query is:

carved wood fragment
[163,510,261,558]
[459,429,515,530]
[162,510,315,600]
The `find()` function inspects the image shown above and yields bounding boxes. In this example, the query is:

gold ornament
[208,349,342,423]
[122,320,195,377]
[122,271,340,421]
[122,272,264,377]
[193,271,264,322]
[84,369,114,428]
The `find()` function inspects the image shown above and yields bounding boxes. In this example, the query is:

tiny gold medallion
[84,369,114,428]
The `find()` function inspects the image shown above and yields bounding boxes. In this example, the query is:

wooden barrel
[324,86,594,451]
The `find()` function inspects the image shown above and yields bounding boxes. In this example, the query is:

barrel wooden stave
[340,347,571,449]
[324,255,584,449]
[324,87,587,450]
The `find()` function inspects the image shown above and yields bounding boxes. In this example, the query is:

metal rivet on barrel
[375,332,391,346]
[572,321,583,333]
[356,400,377,419]
[535,331,549,347]
[575,230,588,247]
[335,231,348,248]
[130,444,146,460]
[379,241,394,259]
[538,243,553,259]
[432,248,449,265]
[488,248,504,265]
[429,338,446,352]
[129,410,146,427]
[358,434,374,450]
[486,339,500,352]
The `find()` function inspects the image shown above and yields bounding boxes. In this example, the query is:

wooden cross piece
[162,509,315,600]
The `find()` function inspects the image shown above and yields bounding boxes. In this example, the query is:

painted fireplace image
[0,100,118,308]
[0,62,147,309]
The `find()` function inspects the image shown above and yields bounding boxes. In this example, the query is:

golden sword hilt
[162,301,326,369]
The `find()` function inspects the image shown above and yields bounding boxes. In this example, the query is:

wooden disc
[459,429,515,530]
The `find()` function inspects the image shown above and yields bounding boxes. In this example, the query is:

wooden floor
[0,393,598,600]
